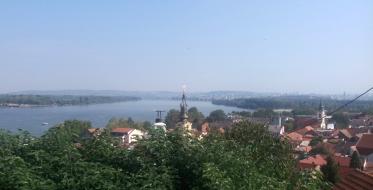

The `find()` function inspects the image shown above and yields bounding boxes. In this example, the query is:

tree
[309,144,332,156]
[309,136,323,146]
[0,120,331,189]
[165,109,180,129]
[331,113,350,129]
[252,108,277,118]
[207,110,226,122]
[188,107,205,129]
[142,121,152,131]
[321,156,340,184]
[350,151,362,169]
[106,117,146,130]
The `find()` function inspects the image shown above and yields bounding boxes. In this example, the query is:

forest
[0,95,140,106]
[212,96,373,114]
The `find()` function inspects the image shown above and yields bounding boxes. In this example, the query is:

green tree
[188,107,205,129]
[207,109,227,122]
[350,151,362,169]
[165,109,180,129]
[309,136,323,146]
[106,117,146,131]
[0,120,331,190]
[321,156,340,184]
[331,113,350,129]
[252,108,277,118]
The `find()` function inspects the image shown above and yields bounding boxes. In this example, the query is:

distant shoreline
[0,95,141,108]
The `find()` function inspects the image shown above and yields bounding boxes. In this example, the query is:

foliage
[252,108,277,118]
[0,95,140,106]
[291,108,317,116]
[207,109,227,122]
[309,136,323,147]
[0,120,330,189]
[165,107,205,129]
[309,144,331,156]
[321,156,340,184]
[165,109,181,129]
[331,113,350,129]
[292,170,331,190]
[187,107,205,129]
[212,97,373,113]
[231,111,252,117]
[106,117,150,131]
[349,151,362,169]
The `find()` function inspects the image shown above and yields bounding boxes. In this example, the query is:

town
[81,91,373,189]
[1,1,372,189]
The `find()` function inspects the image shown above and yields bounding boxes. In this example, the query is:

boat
[42,122,49,126]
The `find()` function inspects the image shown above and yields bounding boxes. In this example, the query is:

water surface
[0,100,247,135]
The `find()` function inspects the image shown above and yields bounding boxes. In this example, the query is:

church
[176,90,193,131]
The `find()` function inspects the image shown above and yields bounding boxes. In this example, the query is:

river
[0,100,247,135]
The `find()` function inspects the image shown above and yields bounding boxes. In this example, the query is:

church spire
[176,86,193,131]
[180,89,188,121]
[318,99,327,129]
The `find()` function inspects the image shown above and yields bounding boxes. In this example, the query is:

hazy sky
[0,1,372,94]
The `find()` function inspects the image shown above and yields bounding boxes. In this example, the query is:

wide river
[0,100,247,135]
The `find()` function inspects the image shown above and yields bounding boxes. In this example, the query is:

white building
[111,128,145,144]
[153,111,167,132]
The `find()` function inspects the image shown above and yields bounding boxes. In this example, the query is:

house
[356,134,373,155]
[333,155,353,179]
[295,126,318,136]
[294,116,319,128]
[333,169,373,190]
[350,117,373,128]
[111,128,144,144]
[356,134,373,171]
[298,154,326,170]
[294,146,312,154]
[287,132,303,143]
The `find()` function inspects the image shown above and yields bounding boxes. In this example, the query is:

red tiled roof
[333,169,373,190]
[287,132,303,142]
[323,142,338,154]
[294,117,319,128]
[298,155,326,169]
[333,155,351,167]
[356,134,373,155]
[111,128,133,134]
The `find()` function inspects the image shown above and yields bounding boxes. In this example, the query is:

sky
[0,0,372,94]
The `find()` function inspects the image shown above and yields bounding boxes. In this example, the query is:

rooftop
[333,169,373,190]
[356,134,373,155]
[111,128,134,134]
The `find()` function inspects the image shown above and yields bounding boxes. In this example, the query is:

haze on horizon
[0,1,372,95]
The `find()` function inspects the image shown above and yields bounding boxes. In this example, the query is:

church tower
[318,100,327,129]
[176,89,193,131]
